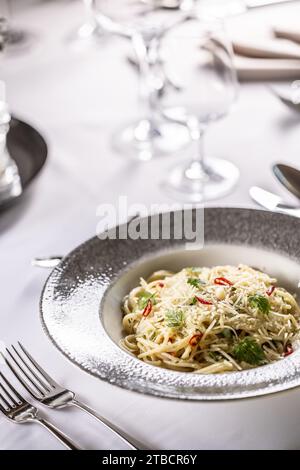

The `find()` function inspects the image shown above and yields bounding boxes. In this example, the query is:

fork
[0,370,81,450]
[2,342,142,450]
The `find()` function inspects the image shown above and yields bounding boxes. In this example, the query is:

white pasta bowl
[40,207,300,400]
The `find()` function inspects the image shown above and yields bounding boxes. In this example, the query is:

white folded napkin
[227,2,300,81]
[274,26,300,44]
[232,38,300,60]
[231,36,300,80]
[234,56,300,81]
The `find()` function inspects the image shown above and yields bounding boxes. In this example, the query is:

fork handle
[36,417,82,450]
[71,399,142,450]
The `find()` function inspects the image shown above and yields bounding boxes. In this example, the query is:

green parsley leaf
[137,291,155,309]
[221,328,233,339]
[232,337,265,365]
[248,294,270,314]
[187,278,206,288]
[189,297,197,305]
[165,309,184,328]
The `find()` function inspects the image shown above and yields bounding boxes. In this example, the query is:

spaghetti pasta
[120,265,300,373]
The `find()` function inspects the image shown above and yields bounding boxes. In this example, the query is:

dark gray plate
[40,208,300,400]
[0,117,48,211]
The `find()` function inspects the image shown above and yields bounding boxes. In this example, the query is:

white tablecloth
[1,0,300,450]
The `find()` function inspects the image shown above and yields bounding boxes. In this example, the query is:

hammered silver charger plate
[41,207,300,400]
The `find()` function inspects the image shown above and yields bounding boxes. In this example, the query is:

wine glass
[93,0,193,161]
[2,0,36,54]
[67,0,105,47]
[157,16,239,201]
[0,9,21,201]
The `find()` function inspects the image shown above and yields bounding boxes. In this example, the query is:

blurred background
[0,0,300,243]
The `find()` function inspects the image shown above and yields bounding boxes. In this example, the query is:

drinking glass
[0,9,21,201]
[93,0,193,161]
[68,0,105,46]
[157,16,239,201]
[2,0,36,54]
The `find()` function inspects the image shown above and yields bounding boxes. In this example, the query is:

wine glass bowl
[94,0,192,38]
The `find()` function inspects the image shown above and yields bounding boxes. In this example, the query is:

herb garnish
[221,328,233,340]
[232,337,265,365]
[138,291,156,309]
[165,309,184,328]
[187,278,206,288]
[248,294,270,314]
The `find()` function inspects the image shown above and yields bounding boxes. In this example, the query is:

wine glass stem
[190,125,207,165]
[0,83,10,172]
[83,0,95,26]
[132,33,156,127]
[183,125,209,181]
[0,124,9,173]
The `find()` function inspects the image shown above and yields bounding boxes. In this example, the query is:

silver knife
[143,0,298,13]
[199,0,299,19]
[249,186,300,217]
[246,0,298,8]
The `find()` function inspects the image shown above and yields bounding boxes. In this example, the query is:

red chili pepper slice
[195,296,213,305]
[284,344,293,357]
[189,333,203,346]
[214,277,233,286]
[158,282,164,288]
[142,299,152,317]
[266,286,275,296]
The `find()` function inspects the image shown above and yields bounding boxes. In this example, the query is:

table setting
[2,0,300,453]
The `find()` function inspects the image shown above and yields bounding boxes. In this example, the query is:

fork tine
[1,352,43,399]
[0,398,7,412]
[0,372,22,405]
[10,345,51,392]
[18,342,57,388]
[0,391,11,410]
[0,381,13,403]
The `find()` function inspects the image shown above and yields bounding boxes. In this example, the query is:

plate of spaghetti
[41,207,300,400]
